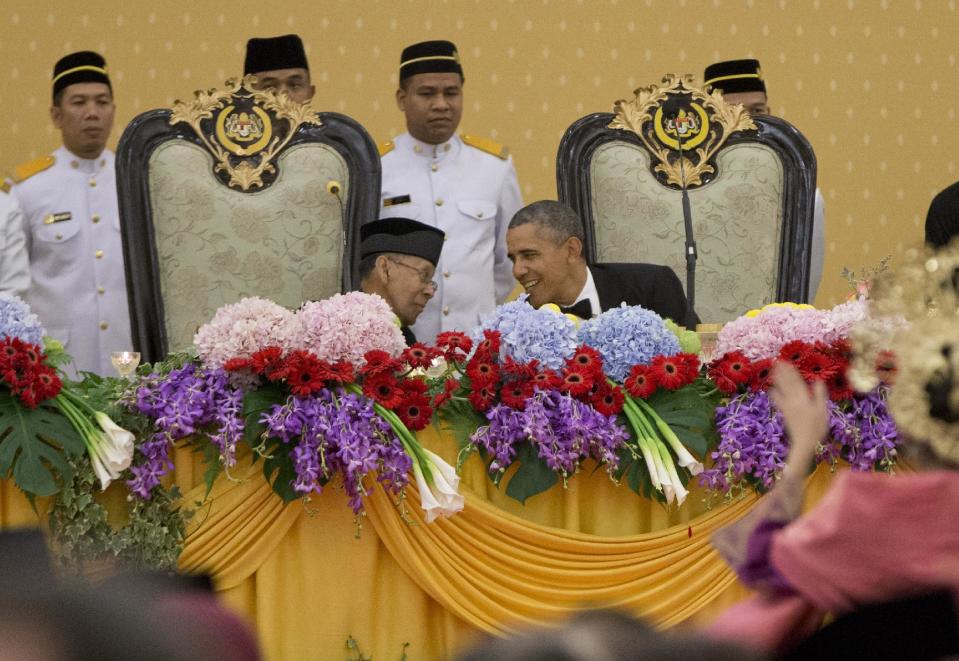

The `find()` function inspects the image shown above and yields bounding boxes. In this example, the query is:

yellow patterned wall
[3,0,957,307]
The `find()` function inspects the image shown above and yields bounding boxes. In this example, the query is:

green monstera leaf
[0,393,85,497]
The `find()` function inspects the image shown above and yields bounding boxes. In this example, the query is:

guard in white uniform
[12,51,131,375]
[379,40,522,344]
[0,188,29,298]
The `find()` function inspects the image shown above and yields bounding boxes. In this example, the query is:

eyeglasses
[387,257,438,290]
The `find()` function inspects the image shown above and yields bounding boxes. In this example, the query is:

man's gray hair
[508,200,585,245]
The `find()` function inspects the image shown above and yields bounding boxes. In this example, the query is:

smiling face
[251,67,314,104]
[51,82,115,159]
[396,72,463,145]
[506,223,587,309]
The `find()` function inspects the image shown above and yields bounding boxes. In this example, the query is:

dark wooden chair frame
[556,113,818,304]
[116,110,380,362]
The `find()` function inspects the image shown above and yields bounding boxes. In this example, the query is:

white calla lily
[413,449,464,523]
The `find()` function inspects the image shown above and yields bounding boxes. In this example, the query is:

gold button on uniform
[55,233,62,240]
[70,161,79,169]
[89,179,97,188]
[97,287,105,295]
[443,233,448,242]
[443,143,451,152]
[95,250,104,259]
[100,322,108,331]
[431,164,438,172]
[92,214,100,223]
[414,145,423,153]
[442,306,450,316]
[435,198,443,207]
[443,270,450,278]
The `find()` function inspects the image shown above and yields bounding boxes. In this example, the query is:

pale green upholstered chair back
[557,77,817,324]
[116,78,379,361]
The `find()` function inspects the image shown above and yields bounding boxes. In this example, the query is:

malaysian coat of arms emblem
[608,74,756,188]
[169,75,321,191]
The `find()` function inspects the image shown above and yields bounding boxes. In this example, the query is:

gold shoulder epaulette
[462,134,509,160]
[378,140,395,157]
[13,155,55,183]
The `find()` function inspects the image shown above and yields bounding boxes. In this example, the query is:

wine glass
[695,324,723,364]
[110,351,141,379]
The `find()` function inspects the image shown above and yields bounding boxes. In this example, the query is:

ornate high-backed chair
[557,75,817,324]
[116,77,379,361]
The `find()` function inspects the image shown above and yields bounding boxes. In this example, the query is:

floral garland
[700,302,900,497]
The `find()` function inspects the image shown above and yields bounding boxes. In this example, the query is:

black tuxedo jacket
[590,263,698,325]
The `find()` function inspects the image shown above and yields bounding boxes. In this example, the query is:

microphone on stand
[673,114,699,329]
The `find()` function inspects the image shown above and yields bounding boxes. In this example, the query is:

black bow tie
[559,299,592,318]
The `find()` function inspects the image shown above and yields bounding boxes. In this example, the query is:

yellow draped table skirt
[0,424,838,660]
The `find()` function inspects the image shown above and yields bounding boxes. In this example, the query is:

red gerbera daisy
[559,366,594,397]
[624,364,659,399]
[400,376,428,396]
[826,368,855,402]
[502,355,539,379]
[362,349,400,376]
[566,345,605,378]
[34,367,62,400]
[500,379,534,409]
[591,382,625,416]
[749,358,775,392]
[402,343,440,369]
[531,368,562,392]
[650,355,687,390]
[708,351,753,395]
[328,360,355,384]
[19,343,41,367]
[778,340,813,365]
[475,329,501,358]
[250,346,284,375]
[285,357,327,396]
[468,384,497,412]
[799,351,838,382]
[223,357,253,372]
[17,383,39,409]
[396,393,433,431]
[432,377,460,409]
[363,372,404,408]
[876,350,898,385]
[466,358,500,387]
[435,331,473,361]
[829,338,853,361]
[676,353,702,383]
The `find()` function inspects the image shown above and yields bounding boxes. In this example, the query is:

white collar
[571,267,601,318]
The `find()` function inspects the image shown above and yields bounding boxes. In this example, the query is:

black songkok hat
[52,51,111,101]
[360,218,445,266]
[399,40,464,82]
[244,34,309,75]
[703,59,767,95]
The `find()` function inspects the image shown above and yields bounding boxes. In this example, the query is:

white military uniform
[0,190,29,298]
[379,132,522,343]
[13,146,131,375]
